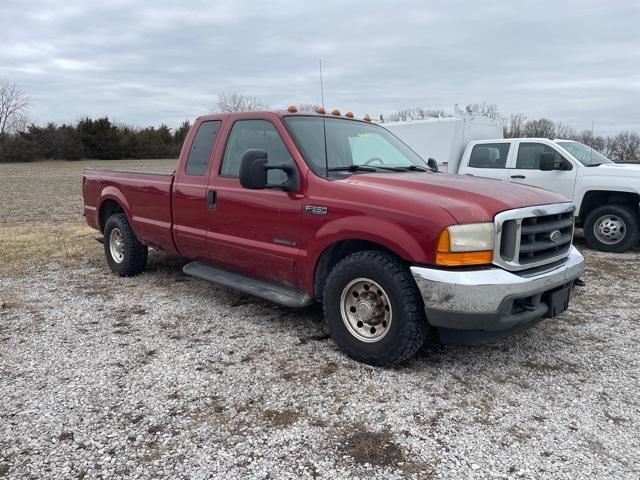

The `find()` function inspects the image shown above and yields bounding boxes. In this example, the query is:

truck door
[172,120,222,259]
[508,141,577,199]
[205,118,303,287]
[458,141,511,181]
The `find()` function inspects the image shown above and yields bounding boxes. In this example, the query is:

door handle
[207,190,217,209]
[510,175,526,179]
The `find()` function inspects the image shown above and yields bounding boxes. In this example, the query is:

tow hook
[514,299,537,312]
[574,278,585,287]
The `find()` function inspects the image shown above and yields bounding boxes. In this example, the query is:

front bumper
[410,246,585,344]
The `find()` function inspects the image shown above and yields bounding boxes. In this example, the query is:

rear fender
[98,187,133,231]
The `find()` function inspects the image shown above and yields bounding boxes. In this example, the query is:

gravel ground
[1,160,639,479]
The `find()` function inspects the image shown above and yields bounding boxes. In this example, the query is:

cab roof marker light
[362,114,371,122]
[315,106,326,114]
[345,111,354,118]
[331,108,341,116]
[287,104,298,113]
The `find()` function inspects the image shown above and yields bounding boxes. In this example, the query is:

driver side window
[221,120,292,183]
[516,143,564,169]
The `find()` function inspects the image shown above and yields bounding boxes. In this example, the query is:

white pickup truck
[385,119,640,253]
[456,138,640,252]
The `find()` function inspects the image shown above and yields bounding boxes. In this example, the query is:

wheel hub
[109,228,125,263]
[340,278,392,343]
[594,215,626,244]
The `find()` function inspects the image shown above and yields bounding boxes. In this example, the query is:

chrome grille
[494,203,575,271]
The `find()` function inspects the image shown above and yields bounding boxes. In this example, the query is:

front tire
[323,250,428,366]
[103,213,148,276]
[584,204,639,253]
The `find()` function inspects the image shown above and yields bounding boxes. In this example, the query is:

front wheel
[322,250,429,366]
[583,204,640,253]
[103,213,148,276]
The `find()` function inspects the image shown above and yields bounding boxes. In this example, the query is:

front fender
[301,215,438,296]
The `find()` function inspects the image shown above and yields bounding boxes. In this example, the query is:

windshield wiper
[327,165,378,172]
[372,165,411,172]
[403,165,429,172]
[586,163,602,167]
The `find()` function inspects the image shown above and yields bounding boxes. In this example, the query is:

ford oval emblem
[549,230,562,242]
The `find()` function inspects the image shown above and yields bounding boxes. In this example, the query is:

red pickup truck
[83,109,585,365]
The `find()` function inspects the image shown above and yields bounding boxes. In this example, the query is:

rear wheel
[103,213,148,276]
[323,250,428,366]
[584,204,639,253]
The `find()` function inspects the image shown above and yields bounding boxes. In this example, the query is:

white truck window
[468,143,509,169]
[515,143,563,169]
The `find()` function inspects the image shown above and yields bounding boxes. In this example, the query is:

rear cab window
[468,143,510,169]
[185,121,221,175]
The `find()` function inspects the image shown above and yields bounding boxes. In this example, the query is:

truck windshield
[283,116,429,177]
[557,141,613,167]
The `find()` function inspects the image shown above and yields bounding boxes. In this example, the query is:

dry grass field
[0,160,639,479]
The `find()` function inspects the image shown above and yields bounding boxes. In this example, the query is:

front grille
[517,212,573,264]
[494,203,575,271]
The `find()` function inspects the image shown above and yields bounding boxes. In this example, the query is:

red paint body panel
[82,111,568,298]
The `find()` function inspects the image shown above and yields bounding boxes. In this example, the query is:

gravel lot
[1,160,639,479]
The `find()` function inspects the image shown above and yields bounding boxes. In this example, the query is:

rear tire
[583,204,639,253]
[103,213,148,276]
[322,250,428,366]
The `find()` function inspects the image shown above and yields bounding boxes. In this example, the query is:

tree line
[1,80,638,163]
[0,117,191,163]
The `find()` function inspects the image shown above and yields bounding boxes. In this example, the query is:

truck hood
[582,163,640,177]
[340,172,570,223]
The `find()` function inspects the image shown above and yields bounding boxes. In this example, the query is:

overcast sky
[1,0,638,135]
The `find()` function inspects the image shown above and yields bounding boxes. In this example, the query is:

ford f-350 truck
[83,109,585,365]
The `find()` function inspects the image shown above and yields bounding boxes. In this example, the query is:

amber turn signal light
[435,228,493,266]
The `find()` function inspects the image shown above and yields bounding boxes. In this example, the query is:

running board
[183,261,313,308]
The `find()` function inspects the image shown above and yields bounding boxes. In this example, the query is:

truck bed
[82,168,176,252]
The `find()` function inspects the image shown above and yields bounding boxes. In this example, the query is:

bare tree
[0,80,30,135]
[607,131,640,162]
[386,107,449,122]
[504,113,526,138]
[211,93,267,113]
[298,103,320,112]
[465,102,501,120]
[523,118,556,138]
[555,121,577,140]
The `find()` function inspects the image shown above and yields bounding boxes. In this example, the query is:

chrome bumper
[410,246,585,333]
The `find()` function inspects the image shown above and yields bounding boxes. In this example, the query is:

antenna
[319,58,325,108]
[320,58,329,177]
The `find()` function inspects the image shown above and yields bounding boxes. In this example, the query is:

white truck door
[509,141,577,200]
[458,141,511,181]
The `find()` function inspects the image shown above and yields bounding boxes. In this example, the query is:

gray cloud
[1,0,638,134]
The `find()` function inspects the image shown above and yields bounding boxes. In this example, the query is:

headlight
[435,223,495,266]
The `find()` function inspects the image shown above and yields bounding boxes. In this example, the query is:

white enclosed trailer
[384,116,503,172]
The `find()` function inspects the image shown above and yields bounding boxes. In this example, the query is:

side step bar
[183,261,313,308]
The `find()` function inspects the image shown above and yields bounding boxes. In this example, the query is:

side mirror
[539,152,557,171]
[239,149,300,192]
[427,158,438,171]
